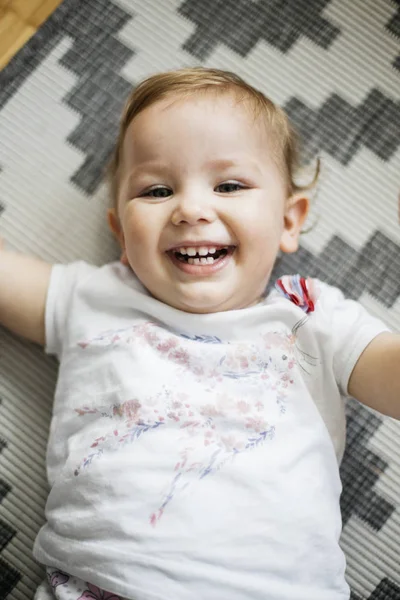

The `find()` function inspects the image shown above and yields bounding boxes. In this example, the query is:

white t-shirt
[34,262,388,600]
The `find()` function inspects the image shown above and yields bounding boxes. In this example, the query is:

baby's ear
[107,209,129,265]
[279,194,310,254]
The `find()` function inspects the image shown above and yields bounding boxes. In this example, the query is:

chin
[180,303,222,314]
[173,290,232,314]
[150,281,257,313]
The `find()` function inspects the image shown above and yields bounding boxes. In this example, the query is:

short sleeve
[315,280,391,396]
[45,261,97,358]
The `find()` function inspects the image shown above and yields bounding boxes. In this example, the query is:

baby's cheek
[124,207,150,245]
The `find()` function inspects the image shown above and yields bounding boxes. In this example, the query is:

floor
[0,0,63,69]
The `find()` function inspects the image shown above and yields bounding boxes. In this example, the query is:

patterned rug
[0,0,399,598]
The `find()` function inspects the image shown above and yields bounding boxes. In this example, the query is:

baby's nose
[171,193,216,226]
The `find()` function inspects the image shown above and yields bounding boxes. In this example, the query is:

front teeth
[180,246,217,256]
[174,246,227,266]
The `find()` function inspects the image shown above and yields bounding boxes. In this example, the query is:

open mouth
[170,246,234,265]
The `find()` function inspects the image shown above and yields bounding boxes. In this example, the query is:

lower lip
[167,248,235,276]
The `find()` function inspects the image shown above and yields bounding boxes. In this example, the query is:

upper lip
[166,241,235,252]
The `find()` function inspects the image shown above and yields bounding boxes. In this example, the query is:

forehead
[121,92,275,165]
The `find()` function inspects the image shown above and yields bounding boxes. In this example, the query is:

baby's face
[111,93,308,313]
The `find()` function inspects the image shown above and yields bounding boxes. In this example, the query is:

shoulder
[47,261,149,322]
[54,261,147,296]
[272,273,389,351]
[272,275,350,309]
[271,275,367,330]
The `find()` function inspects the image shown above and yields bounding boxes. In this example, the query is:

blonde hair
[108,67,319,206]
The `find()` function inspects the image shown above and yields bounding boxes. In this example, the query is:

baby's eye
[141,186,172,198]
[215,182,245,194]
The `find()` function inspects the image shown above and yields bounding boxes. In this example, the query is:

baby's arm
[350,194,400,419]
[0,239,52,345]
[348,332,400,420]
[349,193,400,419]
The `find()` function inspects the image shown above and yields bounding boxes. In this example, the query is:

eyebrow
[123,162,170,192]
[204,158,262,174]
[127,162,169,178]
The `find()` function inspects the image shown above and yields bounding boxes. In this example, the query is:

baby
[1,67,399,600]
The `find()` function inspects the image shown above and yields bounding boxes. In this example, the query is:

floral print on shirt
[74,314,315,524]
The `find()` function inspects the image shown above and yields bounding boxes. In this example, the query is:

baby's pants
[34,568,128,600]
